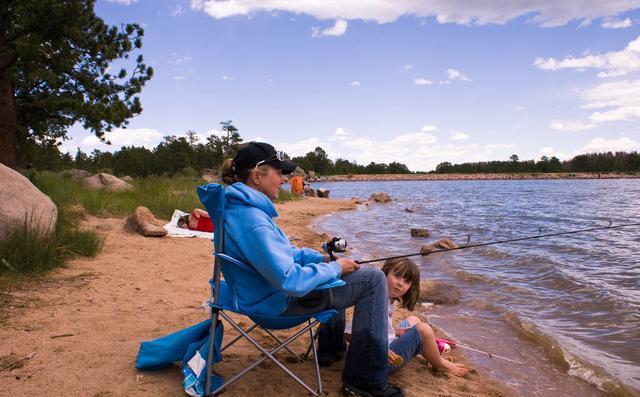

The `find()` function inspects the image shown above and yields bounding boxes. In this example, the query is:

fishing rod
[352,221,640,265]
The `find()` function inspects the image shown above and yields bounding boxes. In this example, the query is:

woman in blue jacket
[220,142,405,397]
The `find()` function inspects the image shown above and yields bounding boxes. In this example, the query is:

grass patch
[0,208,103,275]
[30,172,207,219]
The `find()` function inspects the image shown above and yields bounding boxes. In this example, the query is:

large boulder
[0,164,58,240]
[120,175,134,183]
[83,173,133,192]
[316,188,330,198]
[368,192,391,203]
[419,280,461,305]
[125,206,167,237]
[60,169,91,181]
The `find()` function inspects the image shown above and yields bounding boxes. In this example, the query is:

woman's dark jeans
[285,267,389,388]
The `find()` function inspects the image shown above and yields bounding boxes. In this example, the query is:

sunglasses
[253,150,285,171]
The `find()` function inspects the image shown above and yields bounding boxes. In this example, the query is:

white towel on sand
[163,209,214,239]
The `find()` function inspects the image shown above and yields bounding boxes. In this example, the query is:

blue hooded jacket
[221,182,342,315]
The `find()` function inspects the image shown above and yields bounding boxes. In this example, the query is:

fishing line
[355,221,640,264]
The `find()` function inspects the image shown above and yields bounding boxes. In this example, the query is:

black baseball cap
[233,142,298,175]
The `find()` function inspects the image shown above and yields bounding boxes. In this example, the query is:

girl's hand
[387,350,403,366]
[394,327,408,337]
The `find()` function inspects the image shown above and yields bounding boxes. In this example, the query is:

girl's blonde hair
[381,258,420,311]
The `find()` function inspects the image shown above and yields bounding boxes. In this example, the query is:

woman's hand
[337,257,360,276]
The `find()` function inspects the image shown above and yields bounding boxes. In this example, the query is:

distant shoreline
[315,172,640,182]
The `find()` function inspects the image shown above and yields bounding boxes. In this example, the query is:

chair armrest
[314,278,345,290]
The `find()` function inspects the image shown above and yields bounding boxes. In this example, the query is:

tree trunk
[0,71,17,168]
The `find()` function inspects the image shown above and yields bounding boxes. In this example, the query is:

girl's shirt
[345,300,396,345]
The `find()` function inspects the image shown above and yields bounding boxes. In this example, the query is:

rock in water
[368,192,391,203]
[419,280,461,304]
[126,206,167,237]
[304,186,316,197]
[410,228,430,237]
[0,164,58,240]
[83,173,133,192]
[420,238,458,254]
[316,188,330,198]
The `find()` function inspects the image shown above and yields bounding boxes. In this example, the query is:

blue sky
[64,0,640,171]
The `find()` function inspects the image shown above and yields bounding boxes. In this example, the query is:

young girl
[346,258,469,376]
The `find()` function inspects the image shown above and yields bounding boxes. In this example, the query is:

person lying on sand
[177,208,214,232]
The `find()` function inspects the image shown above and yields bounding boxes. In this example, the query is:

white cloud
[312,19,348,37]
[539,146,573,160]
[414,78,433,86]
[583,137,640,152]
[349,81,361,87]
[61,128,165,154]
[399,64,414,72]
[279,125,515,171]
[533,34,640,78]
[174,75,185,80]
[601,17,632,29]
[222,75,234,81]
[170,5,184,17]
[106,0,138,5]
[167,53,192,65]
[451,130,470,140]
[549,120,596,131]
[583,79,640,123]
[190,1,640,27]
[446,68,471,82]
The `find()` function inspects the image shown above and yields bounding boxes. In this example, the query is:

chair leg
[309,319,323,395]
[303,324,321,360]
[221,323,258,352]
[214,312,321,396]
[261,328,299,358]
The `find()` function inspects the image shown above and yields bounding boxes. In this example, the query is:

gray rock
[304,186,316,197]
[316,188,330,198]
[0,164,58,240]
[419,280,461,305]
[60,169,91,181]
[420,238,458,255]
[83,173,133,192]
[368,192,391,203]
[125,206,167,237]
[410,228,430,237]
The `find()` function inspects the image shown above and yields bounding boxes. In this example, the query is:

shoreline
[316,172,639,182]
[0,197,509,397]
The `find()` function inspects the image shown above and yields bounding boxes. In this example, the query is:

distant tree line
[291,146,411,175]
[28,121,243,177]
[433,152,640,174]
[25,125,640,176]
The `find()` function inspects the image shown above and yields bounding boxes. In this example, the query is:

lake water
[308,179,640,397]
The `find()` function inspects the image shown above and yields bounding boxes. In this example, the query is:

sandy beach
[0,197,509,397]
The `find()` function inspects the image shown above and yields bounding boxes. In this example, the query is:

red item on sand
[188,210,214,233]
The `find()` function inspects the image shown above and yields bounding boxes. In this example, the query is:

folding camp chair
[198,183,345,396]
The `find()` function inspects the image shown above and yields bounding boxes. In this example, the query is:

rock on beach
[419,280,461,305]
[83,173,133,192]
[0,164,58,240]
[125,206,167,237]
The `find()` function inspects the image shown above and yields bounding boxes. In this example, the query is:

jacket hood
[225,182,278,218]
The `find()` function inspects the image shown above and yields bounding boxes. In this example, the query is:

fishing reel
[322,236,348,260]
